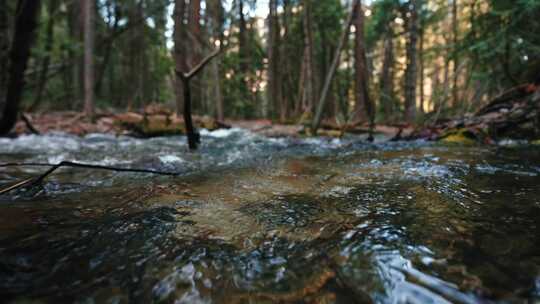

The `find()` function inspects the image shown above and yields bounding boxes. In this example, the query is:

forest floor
[12,83,540,144]
[14,109,407,140]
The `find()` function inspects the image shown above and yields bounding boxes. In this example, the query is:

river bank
[10,83,540,145]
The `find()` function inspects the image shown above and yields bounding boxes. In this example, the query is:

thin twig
[0,178,35,195]
[311,1,356,135]
[0,161,181,195]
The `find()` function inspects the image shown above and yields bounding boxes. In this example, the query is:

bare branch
[178,47,222,80]
[0,161,181,195]
[0,178,34,196]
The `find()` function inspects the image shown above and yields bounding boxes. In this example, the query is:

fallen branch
[0,161,180,195]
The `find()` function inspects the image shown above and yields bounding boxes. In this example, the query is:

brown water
[0,130,539,303]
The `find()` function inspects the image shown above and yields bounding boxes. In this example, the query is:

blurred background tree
[1,0,539,134]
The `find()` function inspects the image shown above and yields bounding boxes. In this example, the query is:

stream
[1,129,539,303]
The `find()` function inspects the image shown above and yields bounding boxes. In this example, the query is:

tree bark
[452,0,459,108]
[83,0,95,118]
[207,0,224,121]
[0,0,9,119]
[295,53,306,116]
[419,25,425,114]
[442,34,450,114]
[279,0,293,120]
[311,2,356,134]
[379,30,395,120]
[352,0,373,124]
[95,3,120,96]
[188,0,202,64]
[0,0,41,135]
[404,0,419,122]
[302,0,316,115]
[238,0,249,100]
[267,0,284,121]
[126,1,146,109]
[188,0,202,113]
[173,0,187,116]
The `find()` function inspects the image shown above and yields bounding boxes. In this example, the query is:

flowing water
[0,129,539,303]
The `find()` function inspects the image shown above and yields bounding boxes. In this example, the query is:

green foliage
[462,0,540,89]
[21,0,173,111]
[366,0,401,46]
[220,11,265,118]
[222,52,254,118]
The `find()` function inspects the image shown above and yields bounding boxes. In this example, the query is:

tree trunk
[452,0,459,108]
[296,53,306,116]
[126,1,145,109]
[208,0,224,121]
[30,0,58,112]
[379,31,395,120]
[279,0,293,120]
[138,1,147,108]
[267,0,284,121]
[0,0,9,119]
[352,0,373,124]
[419,26,425,114]
[319,30,336,119]
[173,0,187,116]
[188,0,201,64]
[211,59,223,120]
[188,0,202,113]
[404,0,419,122]
[83,0,95,118]
[311,2,356,134]
[238,0,250,102]
[431,61,442,113]
[441,36,451,114]
[0,0,41,135]
[95,3,120,95]
[302,0,316,115]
